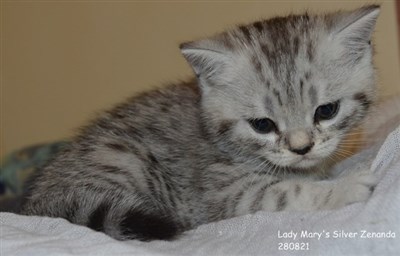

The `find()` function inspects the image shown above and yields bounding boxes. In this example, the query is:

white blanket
[1,125,400,256]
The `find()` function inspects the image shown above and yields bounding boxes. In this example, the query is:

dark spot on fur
[87,203,111,232]
[276,192,287,211]
[120,209,179,241]
[148,153,159,164]
[253,21,264,33]
[295,185,301,197]
[252,56,262,73]
[105,142,129,153]
[322,136,331,143]
[64,200,79,222]
[304,71,311,80]
[273,89,283,106]
[239,25,252,42]
[96,121,129,138]
[323,188,333,206]
[112,111,126,119]
[266,80,271,89]
[250,179,281,212]
[336,110,357,130]
[220,33,235,50]
[353,92,371,110]
[299,79,304,102]
[261,44,272,63]
[127,127,143,142]
[248,140,264,151]
[218,121,233,135]
[100,165,121,173]
[369,185,375,193]
[307,41,314,61]
[97,120,113,131]
[293,36,300,56]
[78,145,93,154]
[337,116,351,130]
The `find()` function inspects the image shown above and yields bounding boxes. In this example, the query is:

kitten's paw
[333,170,377,207]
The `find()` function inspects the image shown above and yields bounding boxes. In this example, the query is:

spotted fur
[22,6,380,241]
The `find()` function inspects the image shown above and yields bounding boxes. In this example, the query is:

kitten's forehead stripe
[286,72,296,104]
[273,89,283,106]
[238,16,318,84]
[239,25,252,43]
[299,79,304,103]
[221,34,235,50]
[251,55,264,83]
[293,36,300,56]
[264,96,274,114]
[307,41,314,61]
[308,86,317,106]
[253,21,264,33]
[261,44,273,67]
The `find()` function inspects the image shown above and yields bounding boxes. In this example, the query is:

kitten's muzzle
[287,130,314,155]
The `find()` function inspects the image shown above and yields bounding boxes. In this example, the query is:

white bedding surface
[1,125,400,256]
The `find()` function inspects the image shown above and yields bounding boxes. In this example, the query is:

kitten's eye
[248,118,276,134]
[314,101,340,122]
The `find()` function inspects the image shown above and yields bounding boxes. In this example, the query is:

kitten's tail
[22,192,181,241]
[87,202,180,241]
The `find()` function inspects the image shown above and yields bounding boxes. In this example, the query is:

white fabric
[1,125,400,256]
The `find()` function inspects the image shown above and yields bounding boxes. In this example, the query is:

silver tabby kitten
[22,6,380,241]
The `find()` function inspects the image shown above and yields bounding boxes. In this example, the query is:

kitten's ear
[180,39,230,79]
[330,5,380,44]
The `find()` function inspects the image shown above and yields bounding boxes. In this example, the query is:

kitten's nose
[287,130,314,155]
[290,144,314,155]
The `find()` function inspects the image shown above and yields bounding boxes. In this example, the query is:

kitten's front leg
[237,169,377,215]
[204,163,377,221]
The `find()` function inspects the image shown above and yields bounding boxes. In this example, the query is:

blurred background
[1,0,400,157]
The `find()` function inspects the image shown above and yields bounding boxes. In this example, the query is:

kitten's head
[181,6,379,169]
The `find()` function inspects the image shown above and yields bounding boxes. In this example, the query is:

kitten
[22,5,380,241]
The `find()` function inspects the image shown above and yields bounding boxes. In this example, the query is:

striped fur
[22,6,379,241]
